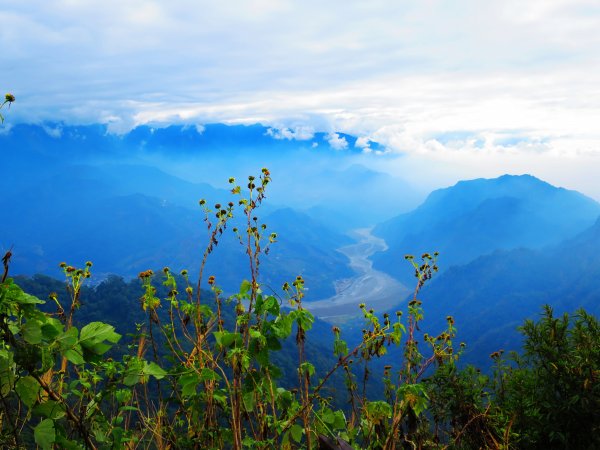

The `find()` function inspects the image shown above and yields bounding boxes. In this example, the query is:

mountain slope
[372,174,600,283]
[413,216,600,367]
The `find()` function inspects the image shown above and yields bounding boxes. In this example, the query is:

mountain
[372,174,600,284]
[3,185,352,299]
[0,123,417,230]
[408,216,600,367]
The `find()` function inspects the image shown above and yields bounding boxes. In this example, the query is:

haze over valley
[3,123,600,366]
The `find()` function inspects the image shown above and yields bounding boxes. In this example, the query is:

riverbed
[306,228,412,323]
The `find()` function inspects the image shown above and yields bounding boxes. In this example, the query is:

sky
[2,0,600,197]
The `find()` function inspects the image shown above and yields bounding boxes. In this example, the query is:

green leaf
[80,322,121,354]
[242,391,255,412]
[115,389,132,404]
[16,376,40,408]
[333,410,346,429]
[264,296,280,315]
[41,319,63,340]
[123,358,145,386]
[293,309,314,331]
[143,361,167,380]
[299,362,315,377]
[54,435,83,450]
[64,344,85,365]
[57,327,78,348]
[199,367,220,382]
[290,424,303,443]
[34,400,66,420]
[22,320,43,344]
[213,331,242,349]
[321,408,335,425]
[239,280,252,296]
[178,372,199,397]
[34,418,55,450]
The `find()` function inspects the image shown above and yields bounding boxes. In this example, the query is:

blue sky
[2,1,600,197]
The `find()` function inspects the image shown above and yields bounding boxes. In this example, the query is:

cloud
[266,126,314,141]
[42,124,63,138]
[2,0,600,196]
[355,136,373,153]
[326,132,348,150]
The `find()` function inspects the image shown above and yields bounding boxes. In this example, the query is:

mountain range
[372,174,600,284]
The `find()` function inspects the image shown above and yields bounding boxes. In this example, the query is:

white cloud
[42,124,63,138]
[355,136,374,153]
[2,0,600,195]
[326,132,348,150]
[266,126,314,140]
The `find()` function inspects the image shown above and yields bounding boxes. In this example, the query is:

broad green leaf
[41,319,62,340]
[33,400,66,420]
[290,424,303,443]
[243,391,255,412]
[213,331,242,349]
[54,435,84,450]
[57,327,78,348]
[22,320,42,344]
[264,296,280,315]
[123,370,141,387]
[143,361,167,379]
[64,344,85,365]
[333,410,346,429]
[199,367,220,382]
[123,358,144,386]
[115,389,132,404]
[34,418,55,450]
[16,376,40,407]
[239,280,252,296]
[321,408,335,425]
[80,322,121,351]
[299,362,315,377]
[0,350,15,397]
[180,377,198,397]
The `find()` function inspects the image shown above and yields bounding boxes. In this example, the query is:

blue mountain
[372,174,600,283]
[413,215,600,367]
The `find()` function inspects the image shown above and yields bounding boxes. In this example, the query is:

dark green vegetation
[1,167,599,449]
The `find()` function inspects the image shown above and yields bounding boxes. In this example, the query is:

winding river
[307,228,411,323]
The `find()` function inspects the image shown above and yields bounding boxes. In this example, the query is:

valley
[306,228,411,322]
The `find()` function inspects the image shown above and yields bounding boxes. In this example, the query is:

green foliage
[0,168,598,449]
[493,306,600,449]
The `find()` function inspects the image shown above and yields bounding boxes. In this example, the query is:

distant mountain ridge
[1,122,416,229]
[414,215,600,367]
[372,174,600,283]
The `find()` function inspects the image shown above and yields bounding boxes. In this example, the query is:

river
[306,228,412,323]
